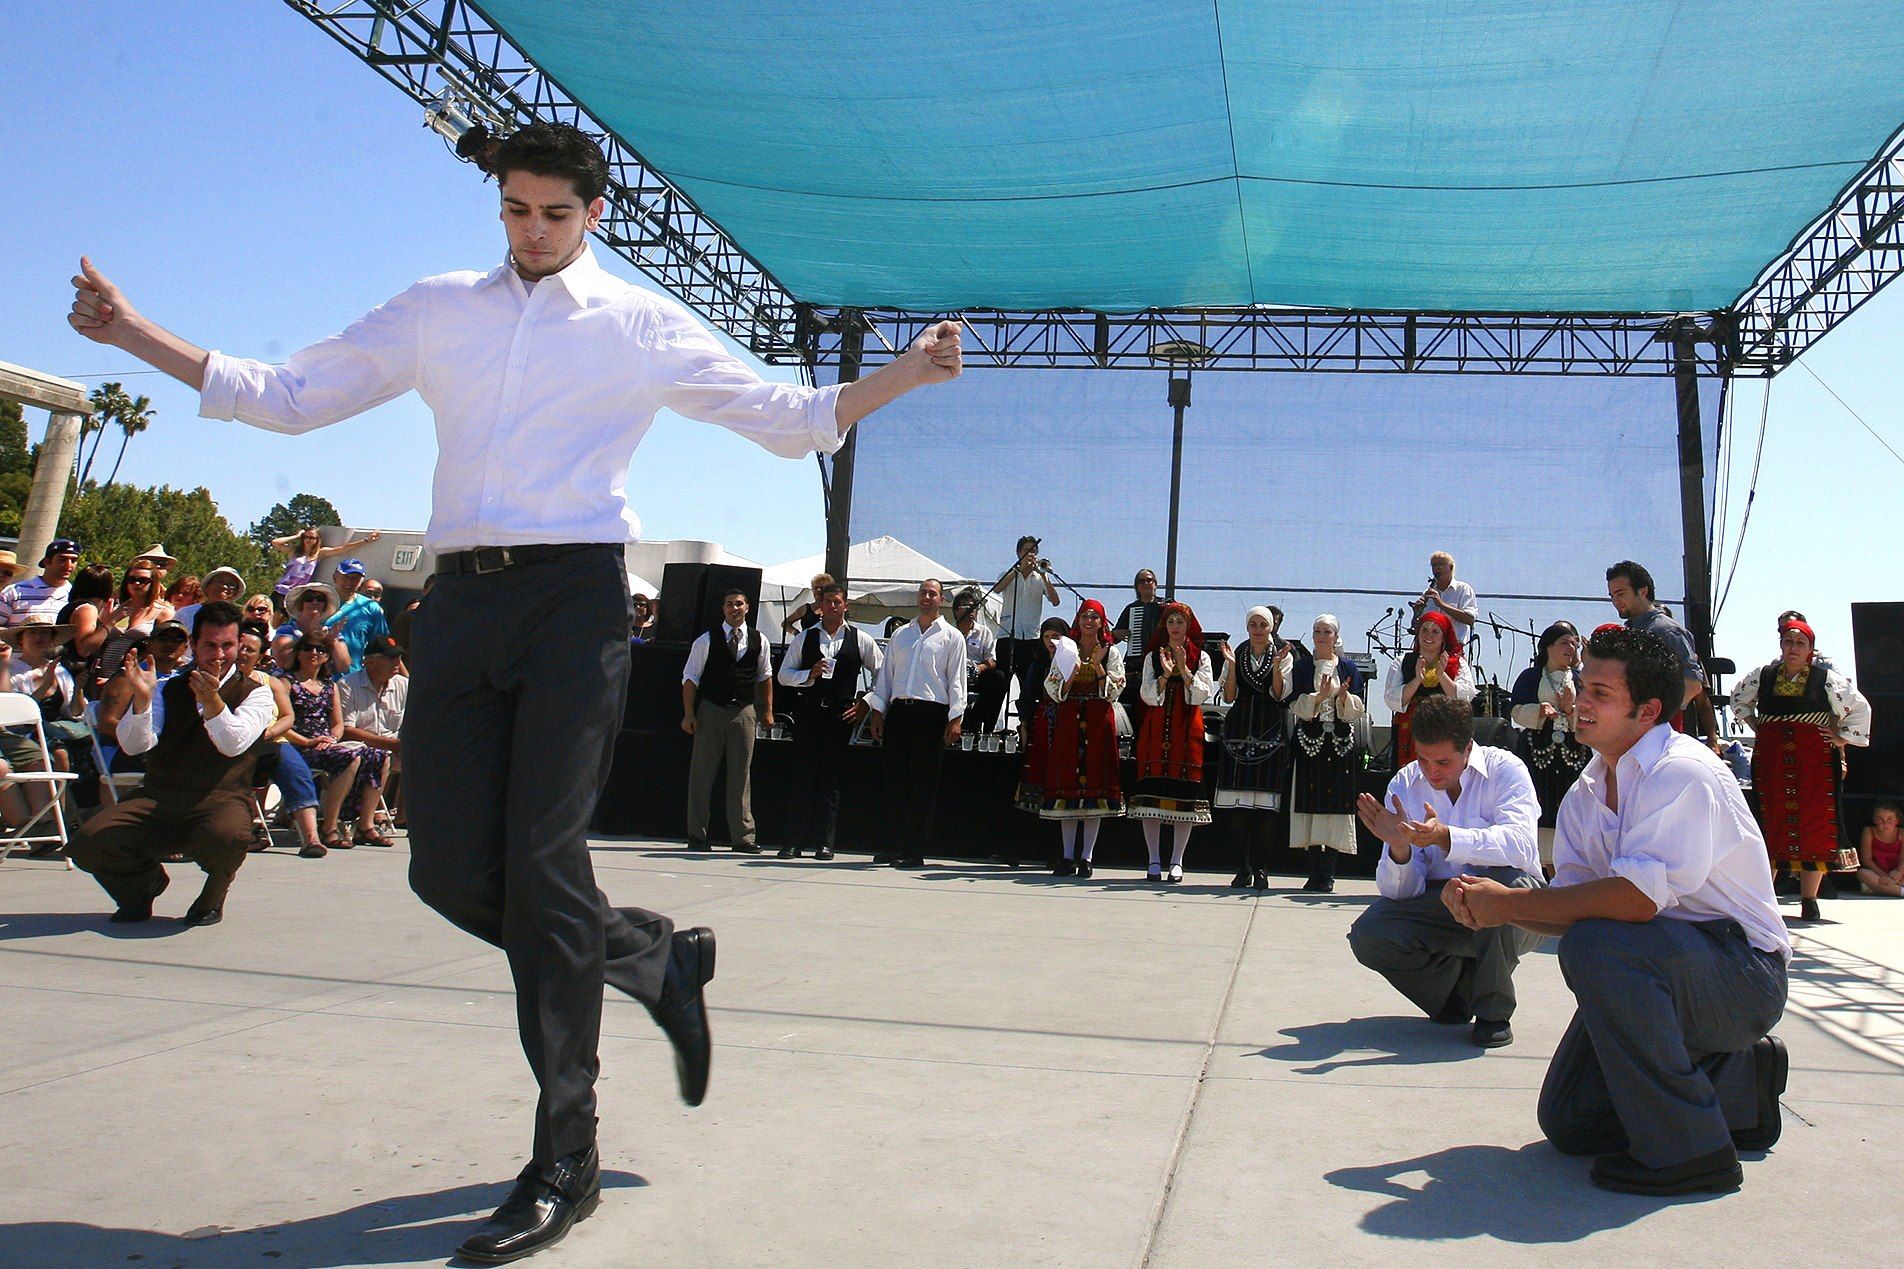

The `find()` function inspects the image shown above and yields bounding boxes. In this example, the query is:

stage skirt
[1023,696,1123,819]
[1129,686,1209,824]
[1750,714,1844,867]
[1289,719,1362,854]
[1215,692,1287,812]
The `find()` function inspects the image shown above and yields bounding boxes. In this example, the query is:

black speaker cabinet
[656,562,764,643]
[1847,601,1904,809]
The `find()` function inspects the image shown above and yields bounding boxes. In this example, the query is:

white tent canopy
[760,535,994,630]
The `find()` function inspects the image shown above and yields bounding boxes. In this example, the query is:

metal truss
[1731,126,1904,371]
[285,0,806,362]
[796,307,1720,376]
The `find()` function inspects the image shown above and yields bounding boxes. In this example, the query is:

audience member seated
[286,633,384,849]
[57,563,118,664]
[243,594,277,626]
[279,583,351,674]
[1859,801,1903,897]
[166,574,201,611]
[234,619,326,858]
[340,636,407,846]
[69,601,275,926]
[173,565,245,634]
[3,614,98,808]
[628,591,655,645]
[1349,694,1545,1049]
[95,620,193,781]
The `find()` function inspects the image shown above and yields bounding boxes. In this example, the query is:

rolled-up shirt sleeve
[1374,774,1429,900]
[943,629,968,720]
[643,297,844,458]
[200,286,422,433]
[117,692,163,755]
[1603,758,1725,914]
[206,682,275,757]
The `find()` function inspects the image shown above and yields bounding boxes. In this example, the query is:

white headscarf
[1313,613,1340,635]
[1245,605,1275,632]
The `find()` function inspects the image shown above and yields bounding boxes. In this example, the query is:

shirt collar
[483,244,616,306]
[1582,722,1676,800]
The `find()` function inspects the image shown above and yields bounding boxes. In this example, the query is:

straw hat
[0,550,17,580]
[0,614,75,648]
[133,542,179,571]
[285,581,341,620]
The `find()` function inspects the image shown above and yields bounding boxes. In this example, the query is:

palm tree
[79,382,156,487]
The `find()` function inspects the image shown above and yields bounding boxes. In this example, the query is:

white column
[18,410,85,568]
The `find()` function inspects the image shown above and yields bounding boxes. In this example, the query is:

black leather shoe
[109,901,156,924]
[687,838,713,852]
[895,855,925,868]
[1076,860,1093,879]
[1471,1018,1512,1048]
[1589,1145,1742,1196]
[1300,874,1335,893]
[1732,1035,1788,1152]
[456,1146,601,1264]
[1252,870,1269,892]
[776,847,799,859]
[731,843,762,854]
[179,907,224,928]
[1798,897,1821,922]
[647,927,715,1107]
[1054,858,1077,877]
[1230,871,1251,888]
[814,847,835,861]
[871,852,895,865]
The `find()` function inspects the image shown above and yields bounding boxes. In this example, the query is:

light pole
[1147,340,1214,599]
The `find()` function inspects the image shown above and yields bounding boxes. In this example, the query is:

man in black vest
[775,583,883,860]
[681,589,774,852]
[70,601,275,926]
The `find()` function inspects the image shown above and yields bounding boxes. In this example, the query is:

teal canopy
[481,1,1904,314]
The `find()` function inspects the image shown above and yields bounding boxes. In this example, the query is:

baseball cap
[363,636,403,660]
[151,618,189,640]
[42,538,80,563]
[335,558,367,577]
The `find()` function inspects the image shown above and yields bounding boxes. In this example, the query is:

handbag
[1829,846,1862,872]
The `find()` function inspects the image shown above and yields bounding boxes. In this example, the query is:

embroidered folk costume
[1382,610,1474,769]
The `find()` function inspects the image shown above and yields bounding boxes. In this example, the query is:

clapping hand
[122,647,156,705]
[1402,804,1450,850]
[1445,875,1515,929]
[910,320,963,383]
[1356,793,1413,852]
[188,667,224,715]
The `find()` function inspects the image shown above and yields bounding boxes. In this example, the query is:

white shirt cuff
[1607,855,1671,916]
[809,384,847,456]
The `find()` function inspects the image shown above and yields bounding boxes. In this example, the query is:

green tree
[246,493,344,553]
[57,482,277,596]
[80,382,157,487]
[0,399,30,537]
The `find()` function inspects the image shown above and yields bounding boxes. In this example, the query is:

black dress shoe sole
[1471,1022,1513,1048]
[109,908,155,924]
[456,1190,600,1264]
[1590,1159,1742,1196]
[1733,1035,1789,1151]
[180,910,223,928]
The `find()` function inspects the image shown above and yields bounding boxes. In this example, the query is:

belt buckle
[472,546,513,575]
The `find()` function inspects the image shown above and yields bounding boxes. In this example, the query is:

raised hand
[910,320,963,383]
[122,647,157,706]
[69,256,136,345]
[1357,793,1412,851]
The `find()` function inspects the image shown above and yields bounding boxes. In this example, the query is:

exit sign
[392,545,423,572]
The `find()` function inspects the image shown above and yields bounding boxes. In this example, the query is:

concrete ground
[0,836,1898,1268]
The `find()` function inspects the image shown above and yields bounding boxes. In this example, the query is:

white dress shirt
[1554,725,1790,959]
[1375,743,1544,899]
[199,246,845,552]
[682,624,772,685]
[962,622,997,668]
[868,617,968,717]
[997,569,1049,640]
[1418,579,1477,646]
[340,668,408,738]
[118,667,274,758]
[776,622,883,688]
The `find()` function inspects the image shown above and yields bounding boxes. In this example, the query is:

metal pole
[1671,330,1715,661]
[18,410,84,569]
[822,312,864,587]
[1164,371,1190,599]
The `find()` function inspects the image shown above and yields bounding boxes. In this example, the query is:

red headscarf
[1070,599,1111,647]
[1415,610,1463,678]
[1143,601,1205,664]
[1779,619,1816,661]
[1592,622,1624,637]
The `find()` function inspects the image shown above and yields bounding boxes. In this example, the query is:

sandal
[324,834,353,851]
[358,827,396,848]
[298,842,328,859]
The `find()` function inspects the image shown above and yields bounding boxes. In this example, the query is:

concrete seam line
[1134,897,1262,1269]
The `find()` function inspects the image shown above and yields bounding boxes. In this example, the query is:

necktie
[730,626,743,658]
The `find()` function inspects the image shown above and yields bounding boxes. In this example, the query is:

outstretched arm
[68,257,210,389]
[834,321,962,432]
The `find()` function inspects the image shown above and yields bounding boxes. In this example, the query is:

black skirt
[1290,719,1362,815]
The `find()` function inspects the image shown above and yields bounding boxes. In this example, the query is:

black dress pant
[883,699,949,859]
[402,546,673,1166]
[968,667,1010,733]
[797,697,856,851]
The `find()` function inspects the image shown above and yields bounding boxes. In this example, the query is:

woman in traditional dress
[1734,618,1872,922]
[1216,605,1293,891]
[1032,601,1127,878]
[1288,614,1368,893]
[1014,617,1074,813]
[1130,602,1215,883]
[1509,620,1589,872]
[1382,610,1473,769]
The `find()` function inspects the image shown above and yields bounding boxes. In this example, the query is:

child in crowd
[1857,801,1903,896]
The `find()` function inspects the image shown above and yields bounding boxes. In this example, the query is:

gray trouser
[687,699,756,846]
[403,546,673,1167]
[1347,865,1544,1022]
[1539,916,1787,1168]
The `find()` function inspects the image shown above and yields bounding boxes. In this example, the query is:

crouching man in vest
[71,600,275,927]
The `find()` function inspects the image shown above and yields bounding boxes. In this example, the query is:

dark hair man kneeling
[1446,627,1788,1196]
[70,601,274,926]
[1350,693,1545,1049]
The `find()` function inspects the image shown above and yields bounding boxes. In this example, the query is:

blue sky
[2,0,1898,674]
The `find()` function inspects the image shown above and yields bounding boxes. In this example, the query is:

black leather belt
[435,543,609,576]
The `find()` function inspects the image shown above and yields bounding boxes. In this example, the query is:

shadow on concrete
[1253,1015,1483,1075]
[1327,1141,1713,1242]
[0,1171,647,1268]
[0,910,193,942]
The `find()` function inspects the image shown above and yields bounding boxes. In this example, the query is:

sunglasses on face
[127,575,155,584]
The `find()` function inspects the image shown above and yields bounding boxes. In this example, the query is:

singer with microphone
[1408,551,1477,652]
[990,536,1060,730]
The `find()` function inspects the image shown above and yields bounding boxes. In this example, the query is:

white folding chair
[84,700,144,806]
[0,693,81,868]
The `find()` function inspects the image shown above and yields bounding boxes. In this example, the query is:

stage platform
[0,838,1897,1266]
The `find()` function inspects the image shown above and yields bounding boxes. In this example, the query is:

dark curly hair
[1585,626,1686,721]
[491,123,608,203]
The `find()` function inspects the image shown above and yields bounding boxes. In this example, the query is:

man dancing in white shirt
[69,123,962,1263]
[1448,627,1788,1196]
[1350,694,1545,1049]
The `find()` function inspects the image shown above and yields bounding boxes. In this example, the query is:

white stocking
[1060,819,1079,860]
[1142,819,1162,866]
[1168,823,1192,871]
[1079,818,1101,863]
